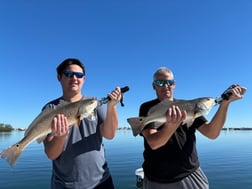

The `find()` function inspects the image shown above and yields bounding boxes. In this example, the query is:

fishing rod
[215,84,246,104]
[215,90,232,104]
[100,86,130,106]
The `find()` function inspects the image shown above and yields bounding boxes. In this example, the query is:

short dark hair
[57,58,85,75]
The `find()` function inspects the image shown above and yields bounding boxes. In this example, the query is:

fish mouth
[203,98,216,109]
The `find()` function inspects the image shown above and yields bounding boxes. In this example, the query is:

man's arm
[198,85,246,139]
[100,87,122,139]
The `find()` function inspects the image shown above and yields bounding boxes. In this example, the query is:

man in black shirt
[140,67,245,189]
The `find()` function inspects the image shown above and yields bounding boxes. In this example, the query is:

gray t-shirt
[43,96,111,189]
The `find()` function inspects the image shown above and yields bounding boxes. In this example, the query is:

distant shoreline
[118,127,252,131]
[1,127,252,132]
[221,127,252,131]
[0,127,26,132]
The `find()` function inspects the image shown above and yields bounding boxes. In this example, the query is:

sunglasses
[62,71,85,78]
[154,80,174,87]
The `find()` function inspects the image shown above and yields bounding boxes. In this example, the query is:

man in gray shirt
[43,58,122,189]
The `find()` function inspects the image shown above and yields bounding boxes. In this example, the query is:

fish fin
[0,143,23,167]
[58,99,70,106]
[36,135,48,144]
[153,122,165,128]
[89,111,96,120]
[78,110,96,124]
[127,117,146,136]
[183,113,196,127]
[183,119,194,127]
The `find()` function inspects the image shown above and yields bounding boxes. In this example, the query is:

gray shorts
[143,167,209,189]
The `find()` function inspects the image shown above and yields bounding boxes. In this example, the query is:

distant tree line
[0,123,14,131]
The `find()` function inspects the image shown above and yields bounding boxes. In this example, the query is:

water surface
[0,130,252,189]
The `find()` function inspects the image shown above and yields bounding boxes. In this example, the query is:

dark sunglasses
[62,71,85,78]
[154,80,174,87]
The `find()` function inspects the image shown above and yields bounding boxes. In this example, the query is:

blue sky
[0,0,251,129]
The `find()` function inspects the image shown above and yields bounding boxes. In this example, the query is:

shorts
[143,167,209,189]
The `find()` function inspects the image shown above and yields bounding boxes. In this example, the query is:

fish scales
[0,98,98,167]
[127,97,216,136]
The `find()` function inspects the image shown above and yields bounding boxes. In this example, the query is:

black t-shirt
[140,98,207,183]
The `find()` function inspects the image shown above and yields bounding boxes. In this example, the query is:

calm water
[0,130,252,189]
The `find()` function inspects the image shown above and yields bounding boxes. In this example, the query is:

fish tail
[0,143,23,167]
[127,117,146,136]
